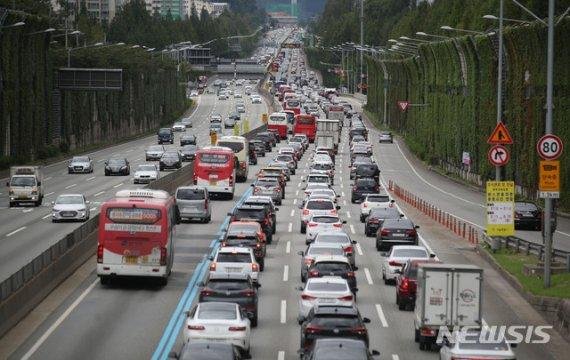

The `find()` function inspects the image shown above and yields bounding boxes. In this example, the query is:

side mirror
[197,281,205,287]
[297,203,303,209]
[37,181,42,186]
[297,250,304,256]
[168,351,179,359]
[336,205,341,210]
[371,350,380,356]
[342,220,347,224]
[362,317,371,323]
[509,342,518,348]
[227,212,232,216]
[351,240,357,244]
[85,201,91,205]
[208,255,214,261]
[6,181,9,186]
[399,214,405,218]
[255,282,261,288]
[415,225,420,229]
[394,269,402,274]
[430,253,436,258]
[353,288,359,292]
[390,200,395,203]
[441,337,451,347]
[51,201,55,205]
[296,286,304,291]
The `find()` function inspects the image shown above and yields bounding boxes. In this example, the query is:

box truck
[7,166,44,207]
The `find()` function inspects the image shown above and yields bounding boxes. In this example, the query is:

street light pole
[495,0,504,181]
[360,0,364,94]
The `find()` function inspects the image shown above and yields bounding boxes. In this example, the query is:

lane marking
[286,241,291,254]
[94,191,105,197]
[277,351,285,360]
[283,265,289,282]
[290,209,295,217]
[280,300,287,324]
[113,183,123,188]
[45,192,55,197]
[65,184,77,189]
[346,211,351,219]
[90,207,97,211]
[44,177,52,181]
[86,176,96,181]
[42,214,51,219]
[6,226,27,237]
[341,191,345,197]
[288,223,292,233]
[23,209,33,213]
[392,355,400,360]
[297,182,301,188]
[375,303,389,327]
[350,224,355,234]
[295,190,299,196]
[343,200,347,206]
[21,279,98,360]
[364,267,374,285]
[356,243,363,256]
[293,198,297,205]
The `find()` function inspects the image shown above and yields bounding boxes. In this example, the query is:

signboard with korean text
[486,181,515,236]
[539,160,560,198]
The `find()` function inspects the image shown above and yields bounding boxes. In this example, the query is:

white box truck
[7,166,44,207]
[316,119,340,154]
[414,263,483,351]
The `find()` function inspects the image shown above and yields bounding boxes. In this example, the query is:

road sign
[536,134,563,160]
[487,145,510,166]
[486,181,515,236]
[210,131,217,145]
[539,160,560,198]
[487,122,513,144]
[262,113,268,124]
[397,101,409,112]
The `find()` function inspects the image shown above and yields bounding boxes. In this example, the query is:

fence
[481,234,570,267]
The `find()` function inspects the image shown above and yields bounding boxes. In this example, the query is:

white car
[210,114,222,123]
[183,302,251,355]
[67,156,94,174]
[52,194,90,222]
[133,164,160,184]
[381,245,433,284]
[305,173,332,188]
[172,122,186,132]
[189,90,199,97]
[297,277,355,323]
[300,199,338,234]
[440,329,516,360]
[306,215,346,244]
[218,93,227,100]
[360,193,395,222]
[298,243,345,282]
[234,92,242,98]
[209,247,259,282]
[305,188,338,204]
[251,95,262,104]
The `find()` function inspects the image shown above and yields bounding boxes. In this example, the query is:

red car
[395,259,442,311]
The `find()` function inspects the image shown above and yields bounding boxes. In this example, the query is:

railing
[481,234,570,267]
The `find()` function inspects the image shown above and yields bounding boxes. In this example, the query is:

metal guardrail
[482,234,570,266]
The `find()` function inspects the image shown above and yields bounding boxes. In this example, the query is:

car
[249,140,266,157]
[210,113,223,123]
[213,79,222,86]
[299,305,371,350]
[350,157,375,179]
[313,231,357,268]
[274,154,296,173]
[172,122,186,132]
[309,162,334,179]
[234,92,242,98]
[307,255,357,292]
[67,156,93,174]
[395,259,442,311]
[51,194,90,222]
[287,142,304,157]
[305,215,346,244]
[254,132,275,150]
[257,167,287,189]
[198,273,260,327]
[210,123,223,134]
[298,243,345,282]
[381,245,433,284]
[176,186,211,223]
[183,302,251,356]
[351,177,380,203]
[229,205,274,243]
[189,90,199,97]
[251,95,262,104]
[104,158,130,176]
[354,163,380,183]
[158,127,174,144]
[222,222,267,270]
[299,338,380,360]
[376,218,420,252]
[180,144,199,161]
[378,131,393,143]
[279,147,299,161]
[218,93,228,100]
[305,173,332,188]
[297,277,355,323]
[439,329,517,360]
[360,193,394,222]
[300,199,338,234]
[209,247,259,283]
[364,207,403,237]
[224,118,236,129]
[242,195,279,234]
[236,104,246,113]
[145,145,166,161]
[291,134,309,149]
[160,151,182,170]
[180,134,197,146]
[514,201,542,230]
[229,112,241,121]
[302,183,332,200]
[133,164,160,184]
[168,341,243,360]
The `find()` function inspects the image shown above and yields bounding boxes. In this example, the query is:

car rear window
[307,282,348,292]
[370,208,400,218]
[392,248,428,258]
[367,195,390,202]
[308,247,344,256]
[307,201,334,210]
[197,307,237,320]
[206,279,250,291]
[312,163,333,171]
[355,178,376,187]
[198,153,230,164]
[314,346,367,360]
[234,208,265,220]
[314,262,350,272]
[515,202,538,211]
[216,253,252,263]
[177,188,205,200]
[308,176,329,183]
[315,234,350,245]
[312,216,339,223]
[383,219,414,229]
[312,315,359,328]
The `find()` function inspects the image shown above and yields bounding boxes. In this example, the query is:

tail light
[352,186,357,191]
[301,294,317,300]
[204,198,209,210]
[351,326,367,335]
[308,269,320,277]
[389,261,402,267]
[343,246,353,255]
[338,294,353,301]
[256,243,261,249]
[275,187,281,192]
[229,175,234,186]
[193,174,197,185]
[200,289,214,296]
[240,162,246,169]
[253,187,260,194]
[97,244,104,263]
[221,242,227,247]
[369,218,379,224]
[406,229,417,237]
[346,271,355,278]
[229,326,247,331]
[305,325,322,334]
[304,257,314,266]
[400,278,409,291]
[160,247,167,266]
[374,186,380,192]
[263,218,270,226]
[420,327,436,337]
[241,289,256,297]
[187,325,205,330]
[363,203,368,208]
[330,209,337,215]
[252,263,259,272]
[308,222,318,227]
[514,212,522,219]
[380,229,390,236]
[333,223,342,228]
[209,262,217,271]
[303,209,310,216]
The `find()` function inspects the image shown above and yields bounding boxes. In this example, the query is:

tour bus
[97,189,178,285]
[267,112,289,139]
[194,146,237,199]
[216,135,249,182]
[293,114,317,142]
[284,97,302,116]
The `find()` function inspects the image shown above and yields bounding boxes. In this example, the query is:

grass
[487,247,570,299]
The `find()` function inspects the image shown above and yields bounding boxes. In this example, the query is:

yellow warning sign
[539,160,560,198]
[486,181,515,236]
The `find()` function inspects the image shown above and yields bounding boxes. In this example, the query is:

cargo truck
[414,263,483,351]
[6,166,44,207]
[316,119,340,154]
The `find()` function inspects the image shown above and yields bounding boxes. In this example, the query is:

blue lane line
[152,187,253,360]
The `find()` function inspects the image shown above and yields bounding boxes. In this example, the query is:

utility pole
[495,0,504,181]
[543,0,556,288]
[359,0,364,94]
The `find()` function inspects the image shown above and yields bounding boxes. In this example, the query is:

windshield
[158,129,171,135]
[286,100,300,107]
[198,153,230,164]
[108,159,126,165]
[217,142,244,153]
[296,116,314,125]
[137,165,156,172]
[10,177,36,186]
[55,195,83,205]
[148,146,164,152]
[307,201,334,210]
[107,207,161,224]
[181,145,197,152]
[177,188,205,200]
[72,157,89,162]
[367,195,390,202]
[270,115,286,122]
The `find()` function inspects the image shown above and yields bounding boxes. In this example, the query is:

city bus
[97,189,178,285]
[216,135,249,182]
[194,146,237,199]
[267,112,289,139]
[284,98,301,116]
[293,114,317,142]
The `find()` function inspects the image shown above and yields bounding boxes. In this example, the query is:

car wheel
[100,276,111,286]
[300,223,306,234]
[376,240,381,251]
[8,202,14,208]
[258,258,265,271]
[415,329,420,342]
[105,171,109,176]
[251,314,258,327]
[68,169,72,174]
[52,219,58,223]
[157,277,168,286]
[266,233,272,244]
[419,342,428,351]
[398,299,406,311]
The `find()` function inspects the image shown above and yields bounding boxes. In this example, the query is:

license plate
[209,179,218,186]
[392,233,406,237]
[124,256,138,264]
[319,298,335,303]
[62,213,74,217]
[184,207,197,212]
[225,267,242,273]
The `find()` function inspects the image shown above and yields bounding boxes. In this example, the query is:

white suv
[360,193,394,222]
[300,199,339,234]
[209,247,259,282]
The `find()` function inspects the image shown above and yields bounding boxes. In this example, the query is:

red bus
[194,146,236,199]
[284,98,301,116]
[293,114,317,142]
[268,112,289,139]
[97,189,178,285]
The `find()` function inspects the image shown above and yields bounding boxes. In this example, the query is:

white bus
[216,135,249,182]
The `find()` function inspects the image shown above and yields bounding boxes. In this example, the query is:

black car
[349,127,368,141]
[364,207,403,237]
[158,127,174,144]
[350,157,375,179]
[300,338,380,360]
[169,341,244,360]
[248,143,258,165]
[104,158,130,176]
[255,132,276,150]
[351,177,380,203]
[249,140,266,157]
[222,225,266,270]
[242,197,279,234]
[376,218,420,251]
[180,145,198,162]
[180,134,197,146]
[515,201,542,230]
[267,129,281,143]
[229,205,273,243]
[229,112,241,121]
[300,305,371,350]
[198,274,260,327]
[307,258,358,292]
[354,164,380,183]
[160,151,182,170]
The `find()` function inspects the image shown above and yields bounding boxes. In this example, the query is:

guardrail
[481,234,570,267]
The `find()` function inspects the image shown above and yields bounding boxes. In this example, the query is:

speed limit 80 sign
[537,134,563,160]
